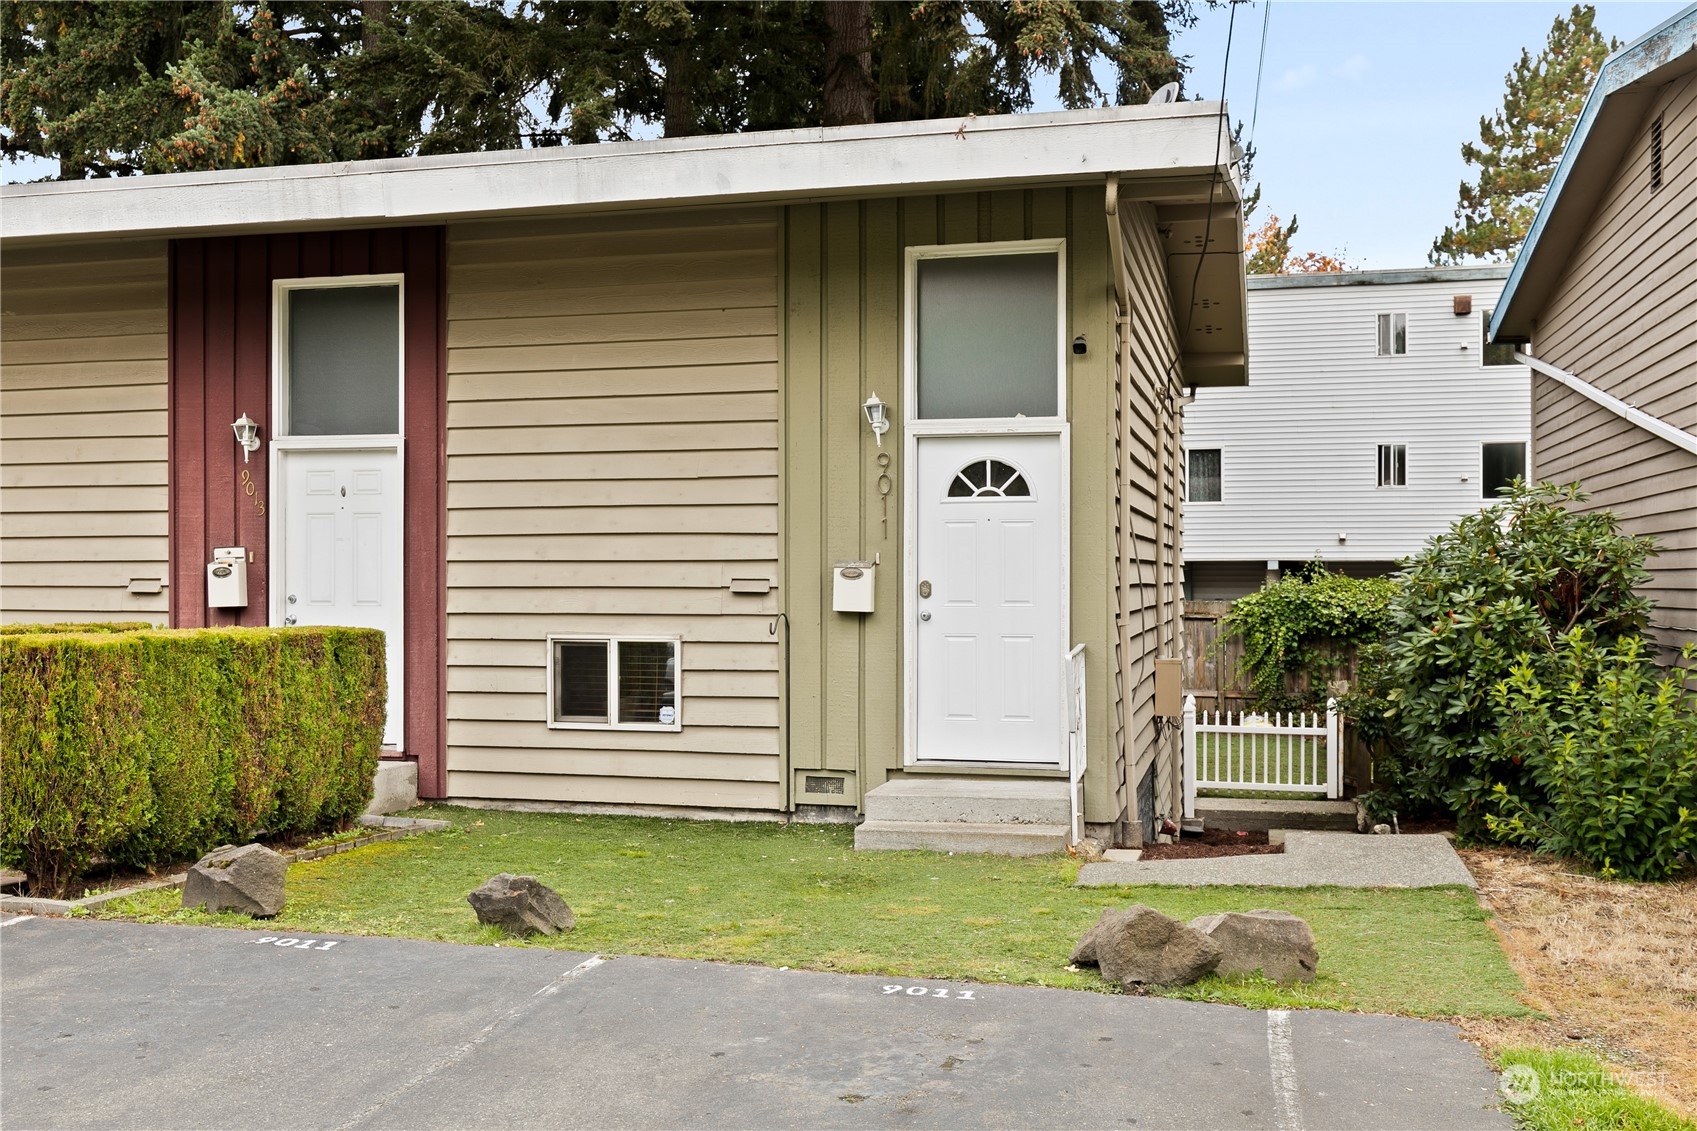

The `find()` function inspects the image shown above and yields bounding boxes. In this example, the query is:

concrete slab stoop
[854,779,1070,856]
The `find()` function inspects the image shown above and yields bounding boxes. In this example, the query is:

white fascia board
[1519,351,1697,457]
[2,104,1230,245]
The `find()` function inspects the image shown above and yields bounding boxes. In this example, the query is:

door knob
[284,615,297,626]
[919,610,931,621]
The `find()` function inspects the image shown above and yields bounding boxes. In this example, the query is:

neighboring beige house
[0,107,1248,850]
[1492,5,1697,661]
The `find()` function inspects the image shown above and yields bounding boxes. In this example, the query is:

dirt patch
[1140,828,1285,860]
[1459,848,1697,1120]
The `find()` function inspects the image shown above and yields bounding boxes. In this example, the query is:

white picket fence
[1182,694,1340,820]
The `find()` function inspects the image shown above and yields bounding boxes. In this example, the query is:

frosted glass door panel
[288,286,401,436]
[917,253,1058,419]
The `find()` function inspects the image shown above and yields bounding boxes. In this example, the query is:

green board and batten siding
[782,186,1166,829]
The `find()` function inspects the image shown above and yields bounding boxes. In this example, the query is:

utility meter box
[207,547,249,609]
[1154,657,1183,717]
[831,561,876,613]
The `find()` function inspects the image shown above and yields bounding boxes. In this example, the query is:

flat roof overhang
[2,103,1248,383]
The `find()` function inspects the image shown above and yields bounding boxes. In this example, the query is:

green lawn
[98,806,1528,1018]
[1496,1048,1695,1131]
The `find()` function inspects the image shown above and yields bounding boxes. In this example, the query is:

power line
[1250,1,1271,150]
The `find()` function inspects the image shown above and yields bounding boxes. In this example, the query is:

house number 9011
[881,984,975,999]
[254,936,339,950]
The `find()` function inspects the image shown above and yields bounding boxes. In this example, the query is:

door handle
[919,610,931,622]
[284,616,297,626]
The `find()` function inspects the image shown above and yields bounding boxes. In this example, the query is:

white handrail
[1066,644,1087,845]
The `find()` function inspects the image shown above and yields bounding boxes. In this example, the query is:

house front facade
[0,107,1248,848]
[1491,6,1697,661]
[1183,266,1532,600]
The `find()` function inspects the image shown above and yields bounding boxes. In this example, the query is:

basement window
[1376,313,1407,356]
[547,636,680,730]
[1377,444,1407,488]
[1651,113,1664,191]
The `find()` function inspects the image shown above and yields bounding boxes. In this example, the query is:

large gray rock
[182,843,286,917]
[1071,905,1222,987]
[1188,908,1319,983]
[467,874,574,936]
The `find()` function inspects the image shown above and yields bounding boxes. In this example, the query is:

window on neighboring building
[1651,113,1664,191]
[1376,312,1407,356]
[1482,442,1527,498]
[548,636,680,730]
[1377,444,1407,487]
[1188,448,1222,502]
[1481,309,1517,366]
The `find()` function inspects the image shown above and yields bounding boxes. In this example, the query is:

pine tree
[2,1,1197,178]
[1430,4,1616,264]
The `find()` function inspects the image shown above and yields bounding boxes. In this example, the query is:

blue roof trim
[1490,4,1697,343]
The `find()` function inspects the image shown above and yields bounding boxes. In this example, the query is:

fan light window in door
[947,458,1032,498]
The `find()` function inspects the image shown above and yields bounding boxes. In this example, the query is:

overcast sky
[5,0,1687,269]
[1154,1,1688,268]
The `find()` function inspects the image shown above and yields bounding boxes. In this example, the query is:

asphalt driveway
[0,915,1509,1130]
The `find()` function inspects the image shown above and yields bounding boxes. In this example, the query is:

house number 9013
[239,469,267,517]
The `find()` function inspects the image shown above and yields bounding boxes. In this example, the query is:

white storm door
[279,446,404,747]
[914,434,1064,764]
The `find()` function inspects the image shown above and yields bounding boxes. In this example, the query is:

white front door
[913,433,1065,764]
[278,446,404,747]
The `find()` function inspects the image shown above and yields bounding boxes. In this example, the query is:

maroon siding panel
[169,228,448,796]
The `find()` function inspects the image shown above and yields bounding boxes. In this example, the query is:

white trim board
[2,105,1236,245]
[1518,352,1697,457]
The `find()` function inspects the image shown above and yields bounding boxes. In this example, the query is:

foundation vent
[804,775,846,795]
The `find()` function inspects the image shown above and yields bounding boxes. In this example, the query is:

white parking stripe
[1267,1008,1305,1131]
[333,954,609,1130]
[0,914,34,928]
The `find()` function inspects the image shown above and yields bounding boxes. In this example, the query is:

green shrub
[0,626,384,896]
[1484,633,1697,881]
[0,634,153,897]
[0,621,155,635]
[1378,482,1655,838]
[1221,566,1397,710]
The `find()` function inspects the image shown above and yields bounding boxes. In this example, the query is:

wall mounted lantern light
[232,413,261,463]
[862,393,890,448]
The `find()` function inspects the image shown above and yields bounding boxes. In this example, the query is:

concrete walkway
[1,916,1510,1129]
[1077,832,1477,888]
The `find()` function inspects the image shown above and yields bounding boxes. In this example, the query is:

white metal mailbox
[831,561,876,613]
[207,547,249,609]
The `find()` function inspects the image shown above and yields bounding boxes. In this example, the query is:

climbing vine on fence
[1221,566,1398,709]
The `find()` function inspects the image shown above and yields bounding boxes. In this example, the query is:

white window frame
[271,274,406,441]
[1186,447,1223,504]
[1375,312,1407,357]
[1479,440,1530,499]
[546,634,682,732]
[1376,443,1407,488]
[904,239,1068,430]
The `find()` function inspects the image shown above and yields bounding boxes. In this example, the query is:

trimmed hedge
[0,626,384,897]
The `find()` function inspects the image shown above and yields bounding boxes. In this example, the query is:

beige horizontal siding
[444,207,781,809]
[0,241,170,625]
[1532,72,1697,654]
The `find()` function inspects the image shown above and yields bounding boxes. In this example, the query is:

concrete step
[1195,797,1357,833]
[854,819,1070,856]
[863,779,1071,826]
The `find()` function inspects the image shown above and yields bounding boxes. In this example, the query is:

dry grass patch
[1460,848,1697,1120]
